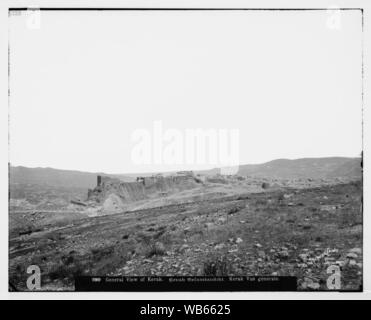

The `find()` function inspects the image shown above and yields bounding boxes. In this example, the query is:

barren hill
[236,157,362,179]
[9,166,133,189]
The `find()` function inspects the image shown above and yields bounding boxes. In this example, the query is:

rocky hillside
[86,174,202,214]
[9,180,363,291]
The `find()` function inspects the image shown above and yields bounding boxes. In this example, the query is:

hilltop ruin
[86,172,202,213]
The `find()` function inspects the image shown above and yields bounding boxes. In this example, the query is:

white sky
[8,10,363,173]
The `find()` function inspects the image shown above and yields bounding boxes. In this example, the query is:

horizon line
[8,155,362,176]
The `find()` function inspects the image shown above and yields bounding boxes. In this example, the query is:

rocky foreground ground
[9,180,362,291]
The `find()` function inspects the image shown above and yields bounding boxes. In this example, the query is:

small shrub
[194,177,203,183]
[136,232,152,245]
[145,242,166,258]
[237,195,249,200]
[154,229,166,239]
[158,232,172,245]
[262,182,270,189]
[185,225,204,237]
[48,261,86,282]
[91,246,114,262]
[255,198,268,206]
[61,255,74,265]
[228,206,241,215]
[278,193,285,201]
[203,256,231,276]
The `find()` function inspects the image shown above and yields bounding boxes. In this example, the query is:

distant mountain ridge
[9,157,362,189]
[9,166,103,189]
[235,157,362,179]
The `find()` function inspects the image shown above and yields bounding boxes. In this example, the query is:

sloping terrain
[8,158,363,291]
[9,180,362,291]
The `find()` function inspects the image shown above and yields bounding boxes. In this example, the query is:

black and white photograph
[3,1,369,297]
